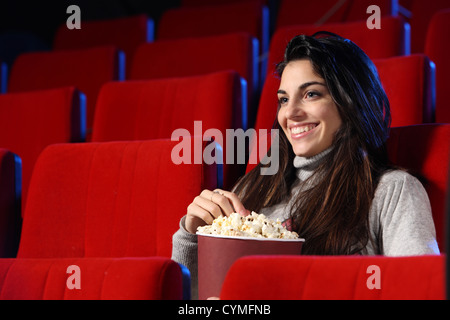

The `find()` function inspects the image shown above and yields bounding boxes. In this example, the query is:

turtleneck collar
[293,147,332,181]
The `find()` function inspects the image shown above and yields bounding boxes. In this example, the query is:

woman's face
[277,59,342,158]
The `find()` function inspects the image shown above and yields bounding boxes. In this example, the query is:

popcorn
[197,211,299,239]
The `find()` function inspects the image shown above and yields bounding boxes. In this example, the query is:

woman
[172,33,439,299]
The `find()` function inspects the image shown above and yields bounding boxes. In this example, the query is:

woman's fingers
[208,190,236,217]
[214,189,250,217]
[186,202,219,234]
[185,189,249,234]
[194,193,227,219]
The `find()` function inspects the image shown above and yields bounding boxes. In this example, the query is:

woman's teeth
[291,124,316,134]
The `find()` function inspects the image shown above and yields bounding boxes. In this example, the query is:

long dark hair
[233,32,392,255]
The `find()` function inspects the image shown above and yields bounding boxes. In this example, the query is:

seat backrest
[0,87,85,213]
[53,14,154,74]
[17,139,218,258]
[0,149,21,258]
[276,0,397,29]
[8,46,124,140]
[374,54,435,126]
[130,32,256,88]
[220,255,445,299]
[0,257,183,300]
[408,0,450,53]
[387,124,450,251]
[425,9,450,123]
[130,32,258,126]
[92,71,243,141]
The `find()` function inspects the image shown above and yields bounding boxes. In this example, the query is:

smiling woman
[233,32,401,256]
[171,32,440,299]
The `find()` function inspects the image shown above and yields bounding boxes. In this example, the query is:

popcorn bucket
[197,234,304,300]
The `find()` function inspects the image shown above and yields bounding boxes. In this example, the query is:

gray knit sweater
[171,149,440,299]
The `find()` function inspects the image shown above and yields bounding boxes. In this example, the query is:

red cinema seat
[220,255,445,299]
[425,9,450,123]
[17,139,217,259]
[157,1,269,80]
[0,87,85,213]
[407,0,450,53]
[53,14,154,75]
[130,32,258,127]
[8,46,124,141]
[387,124,450,252]
[0,257,183,300]
[92,71,244,189]
[276,0,398,28]
[0,149,21,258]
[374,54,435,126]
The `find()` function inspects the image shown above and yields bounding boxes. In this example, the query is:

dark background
[0,0,181,46]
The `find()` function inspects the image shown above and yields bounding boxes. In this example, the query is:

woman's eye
[278,97,288,105]
[305,91,320,99]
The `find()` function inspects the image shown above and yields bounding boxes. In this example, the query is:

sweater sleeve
[171,215,199,299]
[372,170,440,256]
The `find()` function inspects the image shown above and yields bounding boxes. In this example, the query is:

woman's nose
[285,101,305,119]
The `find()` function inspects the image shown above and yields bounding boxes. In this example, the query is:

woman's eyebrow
[277,81,326,95]
[299,81,326,89]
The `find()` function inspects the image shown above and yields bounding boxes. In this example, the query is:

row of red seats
[177,0,450,50]
[7,33,255,142]
[0,0,401,97]
[1,0,448,89]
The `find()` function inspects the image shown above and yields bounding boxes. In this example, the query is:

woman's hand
[185,189,250,234]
